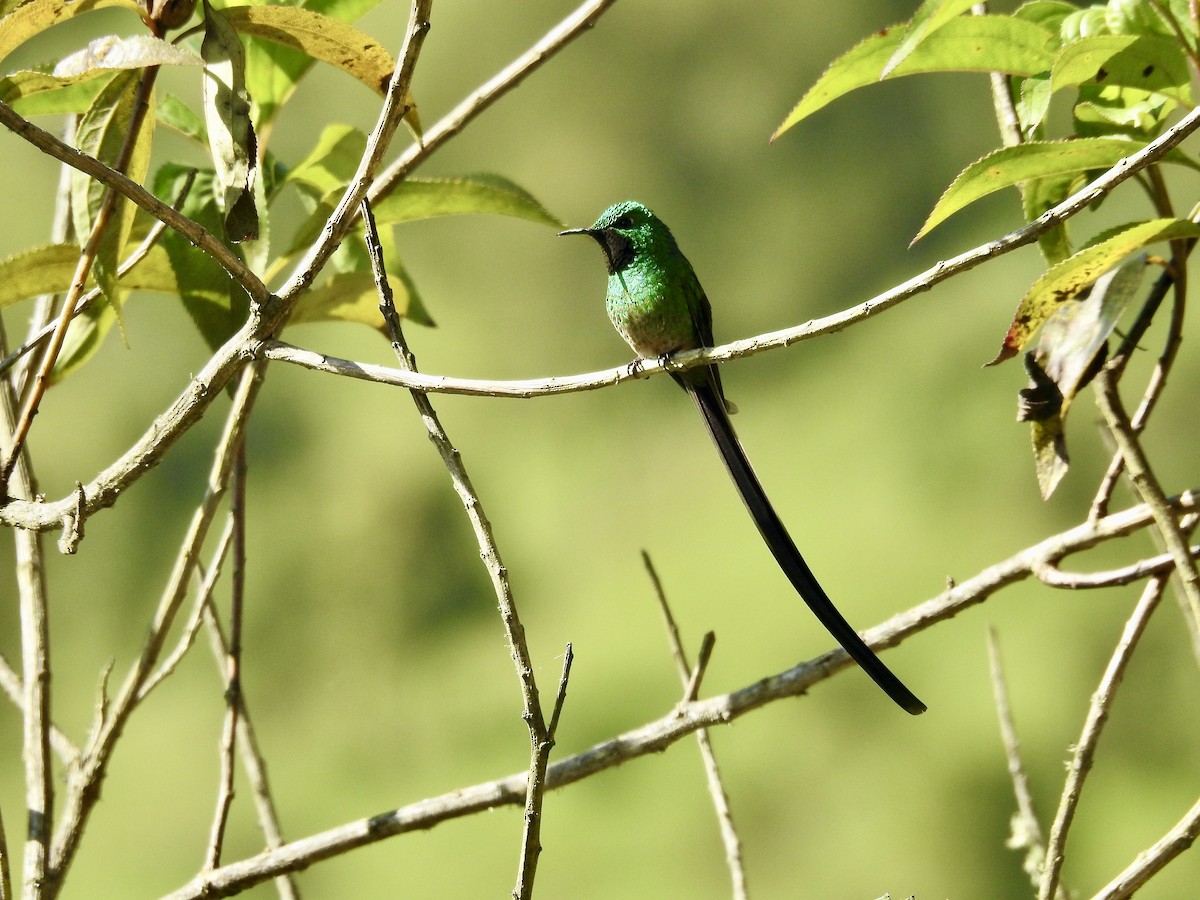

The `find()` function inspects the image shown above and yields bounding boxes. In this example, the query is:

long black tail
[687,382,926,715]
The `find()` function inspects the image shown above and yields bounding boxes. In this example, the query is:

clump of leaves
[0,0,561,375]
[774,0,1199,498]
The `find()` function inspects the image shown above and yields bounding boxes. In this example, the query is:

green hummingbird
[561,200,925,715]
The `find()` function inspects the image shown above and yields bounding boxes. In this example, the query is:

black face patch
[599,228,634,274]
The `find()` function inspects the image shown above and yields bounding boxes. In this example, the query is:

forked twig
[643,551,748,899]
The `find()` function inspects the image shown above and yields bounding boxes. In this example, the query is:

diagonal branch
[160,489,1200,898]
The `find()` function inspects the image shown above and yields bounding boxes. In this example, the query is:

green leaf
[291,227,432,329]
[54,34,204,77]
[202,0,259,243]
[881,0,978,77]
[0,243,87,308]
[916,138,1200,239]
[0,68,115,116]
[152,164,249,351]
[284,123,367,197]
[53,301,117,382]
[156,93,207,142]
[1021,172,1080,264]
[1051,34,1191,103]
[772,16,1057,139]
[287,174,562,261]
[370,175,563,228]
[989,218,1200,364]
[71,68,155,318]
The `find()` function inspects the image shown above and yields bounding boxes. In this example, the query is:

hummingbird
[561,200,925,715]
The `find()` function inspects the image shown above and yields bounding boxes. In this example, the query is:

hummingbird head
[559,200,665,276]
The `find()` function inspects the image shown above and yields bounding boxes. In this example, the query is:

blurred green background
[3,1,1200,896]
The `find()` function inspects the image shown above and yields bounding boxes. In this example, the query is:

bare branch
[644,551,747,899]
[988,629,1059,898]
[1091,794,1200,898]
[1093,368,1200,625]
[47,362,266,892]
[1039,575,1169,900]
[160,492,1200,897]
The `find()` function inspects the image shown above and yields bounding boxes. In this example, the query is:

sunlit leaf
[220,3,419,137]
[233,0,381,131]
[0,0,142,64]
[54,33,203,77]
[371,175,563,228]
[202,0,259,242]
[1051,34,1191,103]
[285,123,367,197]
[70,68,155,319]
[0,243,86,308]
[989,218,1200,364]
[291,228,432,329]
[0,69,116,116]
[156,93,207,142]
[881,0,977,77]
[916,138,1200,239]
[772,16,1056,139]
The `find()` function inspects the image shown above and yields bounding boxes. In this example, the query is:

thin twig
[138,519,236,701]
[1,67,159,491]
[200,604,301,900]
[46,361,267,894]
[1091,794,1200,898]
[987,629,1060,898]
[358,196,560,900]
[1089,240,1192,520]
[276,0,432,305]
[1093,368,1200,627]
[643,551,748,899]
[1039,575,1169,900]
[6,69,1200,537]
[159,487,1200,898]
[0,657,77,766]
[0,314,52,899]
[205,444,248,870]
[973,3,1023,148]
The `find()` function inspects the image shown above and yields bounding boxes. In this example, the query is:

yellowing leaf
[989,218,1200,364]
[220,4,419,137]
[0,0,142,64]
[0,243,87,308]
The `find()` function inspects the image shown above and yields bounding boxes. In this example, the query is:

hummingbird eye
[610,215,634,230]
